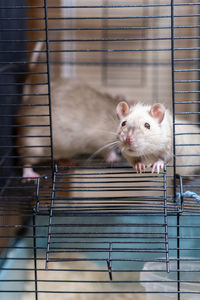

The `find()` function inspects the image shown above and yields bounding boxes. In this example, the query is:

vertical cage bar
[35,177,40,213]
[44,0,54,178]
[170,0,177,199]
[32,213,38,300]
[170,1,181,298]
[102,0,108,85]
[107,242,113,281]
[176,214,180,300]
[163,164,170,273]
[152,1,159,101]
[141,1,148,88]
[61,0,76,78]
[45,164,57,269]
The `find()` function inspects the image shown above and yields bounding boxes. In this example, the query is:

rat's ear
[116,101,130,120]
[150,103,165,123]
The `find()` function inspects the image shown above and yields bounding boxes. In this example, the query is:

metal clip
[176,174,184,212]
[35,177,40,213]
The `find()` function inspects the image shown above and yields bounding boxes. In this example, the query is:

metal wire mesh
[0,0,199,299]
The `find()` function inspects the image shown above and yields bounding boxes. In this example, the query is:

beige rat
[17,78,121,179]
[116,101,200,176]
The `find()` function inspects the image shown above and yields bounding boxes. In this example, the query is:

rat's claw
[134,162,145,173]
[152,160,164,174]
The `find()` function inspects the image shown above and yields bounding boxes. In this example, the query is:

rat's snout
[125,130,135,145]
[120,127,135,146]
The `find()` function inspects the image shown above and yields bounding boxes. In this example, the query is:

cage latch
[175,174,184,212]
[34,175,48,213]
[175,175,200,212]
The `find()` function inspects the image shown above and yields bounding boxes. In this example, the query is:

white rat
[17,78,122,179]
[116,101,200,175]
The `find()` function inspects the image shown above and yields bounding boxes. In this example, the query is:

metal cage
[0,1,200,300]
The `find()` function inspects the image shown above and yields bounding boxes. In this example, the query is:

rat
[17,78,122,179]
[116,101,200,176]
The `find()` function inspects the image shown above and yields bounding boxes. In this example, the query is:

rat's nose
[125,135,134,145]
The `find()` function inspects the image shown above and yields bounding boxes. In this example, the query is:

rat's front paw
[22,167,40,183]
[152,160,164,174]
[134,162,146,174]
[106,150,121,163]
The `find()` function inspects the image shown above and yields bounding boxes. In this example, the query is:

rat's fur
[17,78,120,177]
[116,101,200,176]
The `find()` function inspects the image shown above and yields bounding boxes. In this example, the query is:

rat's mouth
[127,148,134,152]
[119,140,137,155]
[123,147,137,155]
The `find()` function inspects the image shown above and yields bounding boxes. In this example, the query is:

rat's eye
[144,122,150,129]
[121,121,127,127]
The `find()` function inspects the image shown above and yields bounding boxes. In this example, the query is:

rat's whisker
[87,141,119,162]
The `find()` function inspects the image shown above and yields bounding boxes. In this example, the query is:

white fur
[117,102,200,176]
[18,79,121,179]
[117,103,172,165]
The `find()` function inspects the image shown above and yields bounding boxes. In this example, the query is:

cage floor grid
[1,161,200,280]
[43,164,170,273]
[36,162,169,214]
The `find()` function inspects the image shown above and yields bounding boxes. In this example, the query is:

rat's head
[116,101,166,157]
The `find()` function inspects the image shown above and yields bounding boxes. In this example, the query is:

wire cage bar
[44,164,170,274]
[0,0,199,299]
